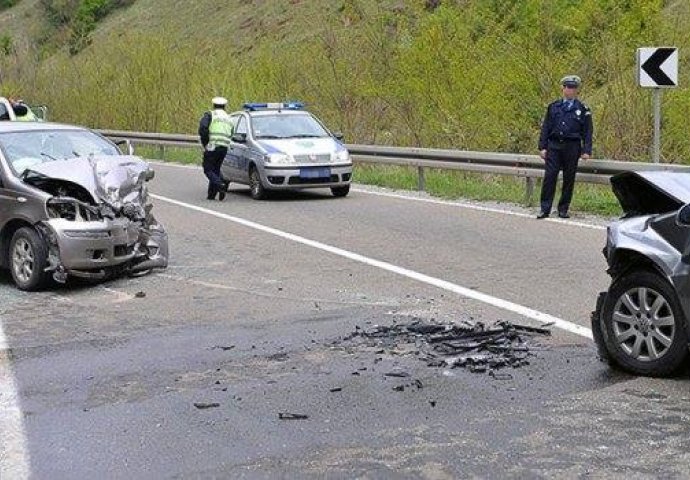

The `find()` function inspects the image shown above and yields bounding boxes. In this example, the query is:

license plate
[299,167,331,179]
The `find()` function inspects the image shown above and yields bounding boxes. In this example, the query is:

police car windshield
[0,129,120,176]
[252,113,330,139]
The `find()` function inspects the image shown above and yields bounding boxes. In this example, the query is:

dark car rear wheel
[249,166,268,200]
[599,270,688,376]
[9,227,51,291]
[331,185,350,198]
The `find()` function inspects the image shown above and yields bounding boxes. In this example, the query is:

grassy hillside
[2,0,690,164]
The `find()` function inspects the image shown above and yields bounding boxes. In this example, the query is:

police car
[220,102,353,199]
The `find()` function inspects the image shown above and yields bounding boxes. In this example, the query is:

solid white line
[149,161,606,231]
[350,188,607,231]
[0,320,30,479]
[151,193,593,339]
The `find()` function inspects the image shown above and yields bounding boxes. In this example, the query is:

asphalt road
[1,162,690,479]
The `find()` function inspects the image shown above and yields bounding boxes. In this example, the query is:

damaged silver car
[593,171,690,376]
[0,122,168,290]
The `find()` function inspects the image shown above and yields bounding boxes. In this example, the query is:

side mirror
[145,168,155,181]
[677,204,690,227]
[332,132,344,141]
[232,133,247,143]
[115,139,134,155]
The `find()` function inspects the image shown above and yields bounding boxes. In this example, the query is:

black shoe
[536,212,550,219]
[558,212,570,219]
[218,190,226,201]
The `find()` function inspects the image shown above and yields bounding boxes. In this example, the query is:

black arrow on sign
[641,48,676,86]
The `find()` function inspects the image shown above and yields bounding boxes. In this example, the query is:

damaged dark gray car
[0,122,168,290]
[593,171,690,376]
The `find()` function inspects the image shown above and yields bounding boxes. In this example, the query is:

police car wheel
[599,270,688,377]
[331,185,350,198]
[249,167,267,200]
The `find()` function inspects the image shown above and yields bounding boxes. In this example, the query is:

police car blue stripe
[258,142,283,154]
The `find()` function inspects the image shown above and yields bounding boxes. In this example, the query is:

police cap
[212,97,228,107]
[561,75,581,88]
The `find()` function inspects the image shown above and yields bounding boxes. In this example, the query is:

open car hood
[610,171,690,216]
[22,155,153,208]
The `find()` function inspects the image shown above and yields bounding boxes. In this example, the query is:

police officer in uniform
[198,97,233,201]
[12,100,37,122]
[537,75,593,219]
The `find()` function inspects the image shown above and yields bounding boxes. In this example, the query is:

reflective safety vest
[208,109,233,149]
[15,108,37,122]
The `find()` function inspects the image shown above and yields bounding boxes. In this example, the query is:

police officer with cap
[198,97,233,201]
[537,75,593,219]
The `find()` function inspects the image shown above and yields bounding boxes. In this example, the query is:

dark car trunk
[610,171,690,217]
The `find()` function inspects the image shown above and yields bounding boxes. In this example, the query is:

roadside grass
[139,145,621,217]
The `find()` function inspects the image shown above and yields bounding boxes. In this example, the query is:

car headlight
[334,150,350,162]
[265,153,292,165]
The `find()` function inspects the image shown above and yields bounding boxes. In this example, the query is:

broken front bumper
[40,217,168,278]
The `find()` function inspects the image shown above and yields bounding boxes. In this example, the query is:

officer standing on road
[537,75,593,219]
[198,97,233,201]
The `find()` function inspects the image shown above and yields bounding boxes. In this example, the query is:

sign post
[637,47,678,163]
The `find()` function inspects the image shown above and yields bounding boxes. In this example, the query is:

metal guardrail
[98,129,690,206]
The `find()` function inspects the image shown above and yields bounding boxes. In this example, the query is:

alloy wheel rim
[612,287,675,362]
[12,238,34,283]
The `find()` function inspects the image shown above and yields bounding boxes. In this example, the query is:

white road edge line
[0,319,31,479]
[152,193,593,339]
[148,161,606,231]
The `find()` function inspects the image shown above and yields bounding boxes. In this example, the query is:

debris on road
[134,291,146,298]
[211,345,236,351]
[278,412,309,420]
[337,319,551,376]
[329,387,343,393]
[193,402,220,410]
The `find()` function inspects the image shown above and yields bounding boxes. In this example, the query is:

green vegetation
[0,0,687,214]
[0,0,19,10]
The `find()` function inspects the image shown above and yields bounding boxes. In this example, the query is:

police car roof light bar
[243,102,305,111]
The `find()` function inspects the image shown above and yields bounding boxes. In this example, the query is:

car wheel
[9,227,51,291]
[249,167,267,200]
[331,185,350,198]
[599,270,688,376]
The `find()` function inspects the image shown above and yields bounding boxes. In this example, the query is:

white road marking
[149,161,607,231]
[0,319,31,479]
[152,193,593,339]
[351,188,607,231]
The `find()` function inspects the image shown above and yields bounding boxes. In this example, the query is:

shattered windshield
[0,129,120,176]
[252,113,330,139]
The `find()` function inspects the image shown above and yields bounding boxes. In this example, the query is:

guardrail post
[417,166,426,192]
[524,176,535,207]
[159,145,165,161]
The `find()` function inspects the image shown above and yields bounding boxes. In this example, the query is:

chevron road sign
[637,47,678,88]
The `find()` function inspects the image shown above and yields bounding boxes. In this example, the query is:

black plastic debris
[194,402,220,410]
[330,387,343,393]
[278,412,309,420]
[134,291,146,298]
[338,319,550,376]
[212,345,235,351]
[392,385,405,392]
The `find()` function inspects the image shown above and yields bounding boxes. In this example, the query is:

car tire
[331,185,350,198]
[249,166,267,200]
[9,227,51,291]
[599,270,688,376]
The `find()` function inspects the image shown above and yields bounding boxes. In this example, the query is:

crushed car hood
[22,155,153,208]
[611,171,690,216]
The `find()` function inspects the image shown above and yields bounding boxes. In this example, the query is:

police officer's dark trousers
[540,140,580,215]
[202,147,227,200]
